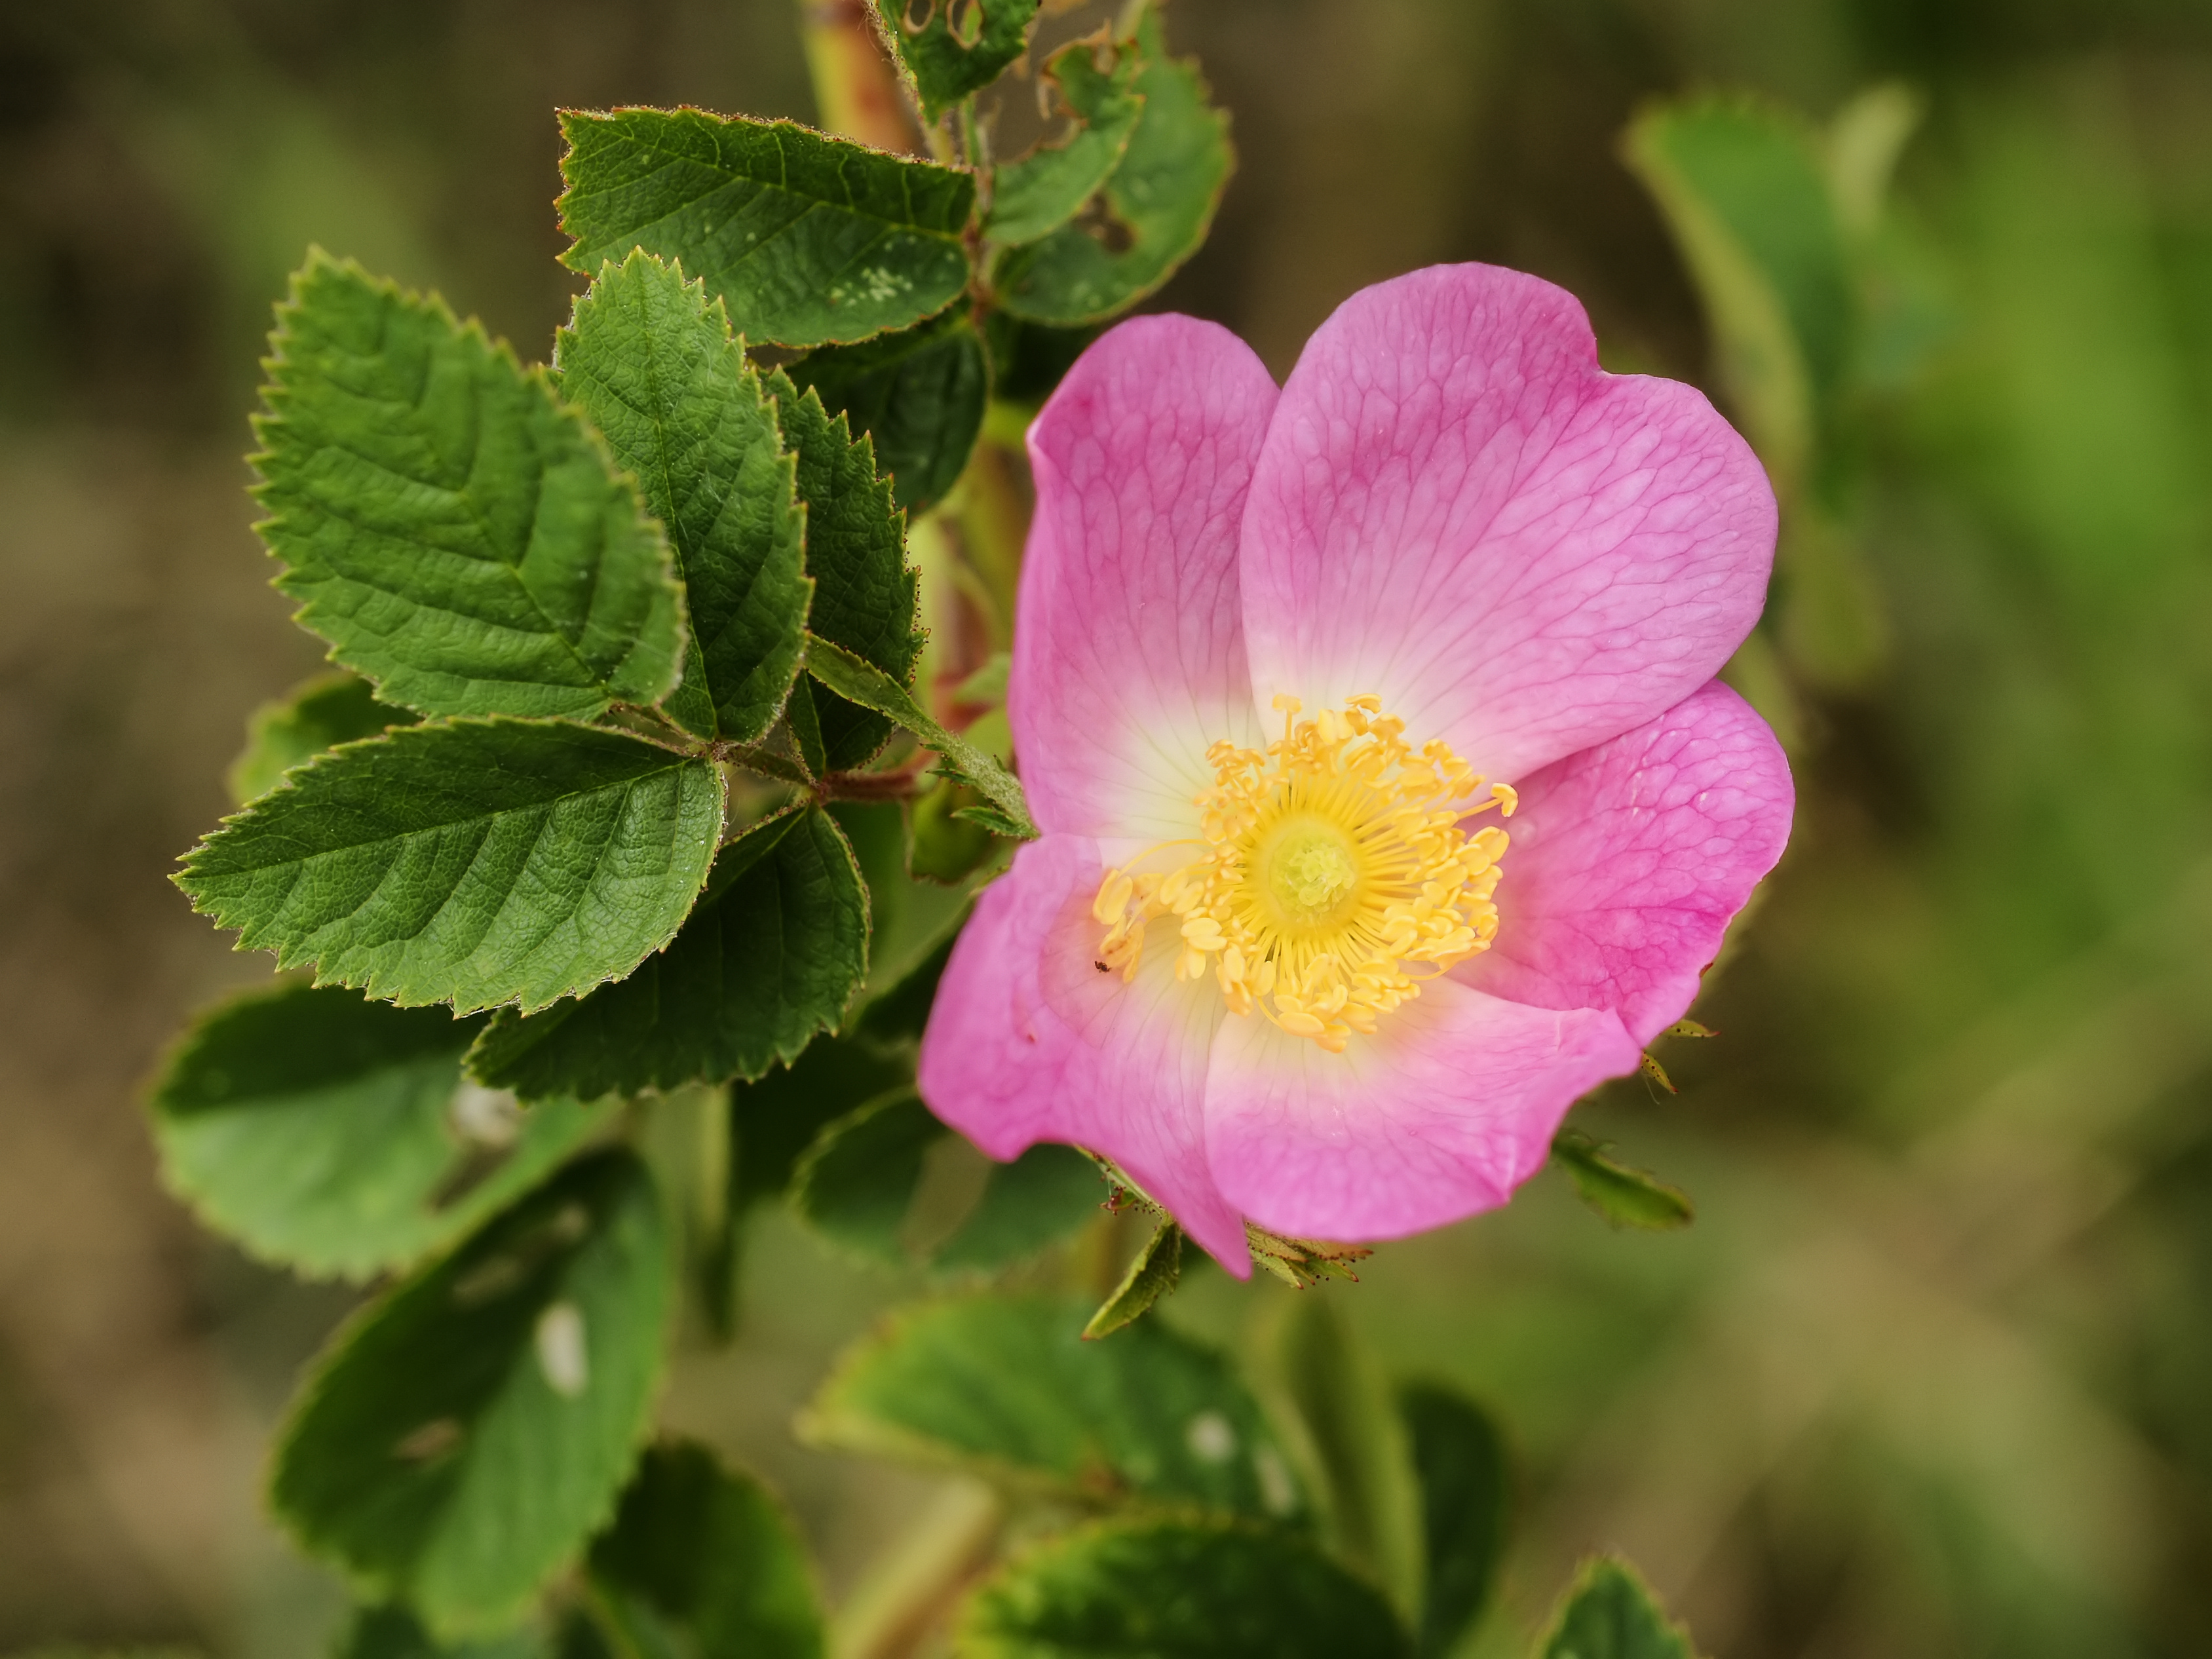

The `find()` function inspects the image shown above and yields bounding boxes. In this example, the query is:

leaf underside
[558,109,976,349]
[255,255,686,721]
[558,250,811,744]
[230,671,419,805]
[176,718,724,1016]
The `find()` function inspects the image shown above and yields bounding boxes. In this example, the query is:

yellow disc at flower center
[1090,694,1520,1054]
[1258,816,1361,928]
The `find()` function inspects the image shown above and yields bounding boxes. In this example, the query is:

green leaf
[932,1143,1103,1270]
[989,10,1231,327]
[176,718,724,1016]
[786,305,986,513]
[1262,1297,1424,1625]
[557,250,810,744]
[984,34,1147,247]
[588,1440,824,1659]
[148,981,617,1281]
[272,1151,674,1636]
[872,0,1040,122]
[1397,1384,1507,1658]
[229,672,419,804]
[984,313,1103,404]
[467,807,869,1099]
[831,799,973,1016]
[1535,1557,1698,1659]
[1550,1129,1695,1232]
[803,634,1035,837]
[335,1604,545,1659]
[255,255,687,721]
[765,377,921,771]
[788,1089,938,1261]
[558,110,976,351]
[801,1292,1307,1521]
[1082,1217,1181,1340]
[957,1518,1413,1658]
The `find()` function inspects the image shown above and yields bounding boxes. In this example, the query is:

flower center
[1092,694,1516,1054]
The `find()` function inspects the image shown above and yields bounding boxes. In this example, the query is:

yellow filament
[1092,694,1514,1053]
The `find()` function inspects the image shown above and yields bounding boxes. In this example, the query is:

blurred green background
[3,0,2210,1654]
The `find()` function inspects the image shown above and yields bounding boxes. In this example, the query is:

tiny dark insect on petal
[1094,960,1109,972]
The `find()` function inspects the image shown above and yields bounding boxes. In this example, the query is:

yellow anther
[1092,695,1510,1051]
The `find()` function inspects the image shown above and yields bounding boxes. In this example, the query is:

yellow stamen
[1092,695,1512,1052]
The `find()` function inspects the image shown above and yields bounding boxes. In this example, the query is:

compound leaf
[255,255,686,721]
[148,981,616,1282]
[786,306,985,514]
[989,10,1230,327]
[957,1519,1411,1658]
[801,1293,1306,1521]
[588,1440,825,1659]
[1550,1130,1695,1232]
[985,34,1146,247]
[1398,1384,1508,1658]
[765,379,921,771]
[176,719,724,1016]
[872,0,1040,121]
[558,110,975,350]
[466,807,869,1099]
[273,1151,674,1636]
[229,672,418,804]
[558,250,810,743]
[1536,1557,1698,1659]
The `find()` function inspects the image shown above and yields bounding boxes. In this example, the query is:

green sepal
[1535,1557,1701,1659]
[558,109,976,350]
[586,1440,825,1659]
[765,377,922,771]
[785,305,987,514]
[175,718,725,1017]
[801,1292,1308,1521]
[1082,1217,1182,1340]
[147,980,617,1282]
[989,8,1231,326]
[956,1518,1413,1658]
[229,672,418,804]
[271,1151,674,1637]
[804,634,1035,837]
[1550,1128,1696,1231]
[556,250,811,744]
[254,254,687,721]
[1397,1384,1508,1658]
[466,807,869,1099]
[871,0,1040,121]
[984,31,1147,247]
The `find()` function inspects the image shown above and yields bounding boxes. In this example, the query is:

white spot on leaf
[449,1081,522,1147]
[1255,1444,1299,1516]
[536,1301,588,1398]
[1185,1410,1236,1463]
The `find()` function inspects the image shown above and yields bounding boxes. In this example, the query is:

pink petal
[916,835,1252,1273]
[1012,315,1278,843]
[1203,980,1640,1242]
[1238,263,1776,782]
[1453,679,1792,1045]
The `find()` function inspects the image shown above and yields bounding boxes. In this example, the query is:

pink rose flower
[917,265,1793,1274]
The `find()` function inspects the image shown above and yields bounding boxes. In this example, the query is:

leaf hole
[1071,192,1136,254]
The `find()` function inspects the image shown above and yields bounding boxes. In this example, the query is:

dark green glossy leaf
[1082,1217,1181,1340]
[1536,1557,1698,1659]
[804,635,1034,836]
[1398,1384,1508,1658]
[588,1441,824,1659]
[765,377,921,771]
[273,1151,674,1636]
[786,306,985,513]
[872,0,1040,121]
[984,313,1103,404]
[788,1089,938,1262]
[255,256,686,721]
[148,981,615,1281]
[335,1604,545,1659]
[802,1293,1307,1521]
[957,1519,1411,1658]
[558,250,810,743]
[985,34,1145,246]
[1550,1130,1695,1231]
[467,807,869,1099]
[559,110,975,350]
[229,672,417,804]
[989,11,1230,327]
[177,719,723,1016]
